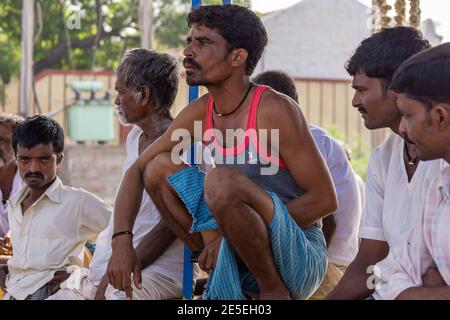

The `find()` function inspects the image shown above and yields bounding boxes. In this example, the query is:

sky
[252,0,450,42]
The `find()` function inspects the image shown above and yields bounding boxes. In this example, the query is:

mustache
[25,172,44,180]
[357,106,367,113]
[183,58,202,70]
[402,134,415,145]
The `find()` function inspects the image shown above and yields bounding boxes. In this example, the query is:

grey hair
[0,112,24,130]
[117,49,180,115]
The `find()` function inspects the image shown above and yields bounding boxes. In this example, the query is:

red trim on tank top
[204,85,287,168]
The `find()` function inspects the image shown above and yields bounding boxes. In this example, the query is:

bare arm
[322,215,336,248]
[95,220,176,300]
[260,92,338,227]
[326,238,389,300]
[134,220,177,269]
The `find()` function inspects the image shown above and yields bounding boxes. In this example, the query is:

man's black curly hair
[346,26,430,91]
[187,4,268,75]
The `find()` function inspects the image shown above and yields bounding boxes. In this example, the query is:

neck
[443,150,450,165]
[28,178,56,200]
[405,142,419,162]
[207,76,252,114]
[390,118,402,135]
[136,111,172,143]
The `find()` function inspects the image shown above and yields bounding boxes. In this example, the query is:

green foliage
[0,0,21,85]
[325,125,370,180]
[0,0,253,80]
[0,0,141,78]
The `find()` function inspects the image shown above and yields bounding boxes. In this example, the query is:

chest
[12,200,78,242]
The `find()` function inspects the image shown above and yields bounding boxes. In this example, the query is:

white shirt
[310,125,362,266]
[88,126,184,286]
[6,177,111,300]
[354,174,366,210]
[359,133,442,300]
[0,168,23,237]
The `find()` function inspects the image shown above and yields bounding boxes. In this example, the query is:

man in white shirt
[0,113,24,264]
[327,27,442,300]
[0,115,111,300]
[48,49,186,300]
[391,43,450,299]
[253,70,362,298]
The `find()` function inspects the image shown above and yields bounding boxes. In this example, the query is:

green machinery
[67,80,115,143]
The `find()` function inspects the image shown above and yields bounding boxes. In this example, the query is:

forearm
[326,261,373,300]
[286,192,336,228]
[397,286,450,300]
[134,220,177,269]
[113,162,144,234]
[322,215,336,247]
[327,239,389,300]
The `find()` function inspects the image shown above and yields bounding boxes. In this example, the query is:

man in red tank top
[107,4,337,300]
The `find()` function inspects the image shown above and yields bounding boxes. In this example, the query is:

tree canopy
[0,0,253,87]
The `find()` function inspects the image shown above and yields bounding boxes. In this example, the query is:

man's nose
[352,92,361,109]
[399,116,407,137]
[183,43,194,59]
[29,159,41,172]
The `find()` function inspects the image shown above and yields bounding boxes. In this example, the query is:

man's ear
[230,48,249,69]
[141,86,151,107]
[432,104,450,131]
[56,153,64,165]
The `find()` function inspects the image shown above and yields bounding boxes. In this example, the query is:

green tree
[0,0,253,83]
[0,0,141,78]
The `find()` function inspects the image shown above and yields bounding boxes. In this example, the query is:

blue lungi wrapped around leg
[167,166,328,300]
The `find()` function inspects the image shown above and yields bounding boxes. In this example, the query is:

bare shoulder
[257,88,305,130]
[177,93,210,120]
[189,93,211,111]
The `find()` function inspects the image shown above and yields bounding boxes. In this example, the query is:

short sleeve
[359,150,386,241]
[79,191,112,242]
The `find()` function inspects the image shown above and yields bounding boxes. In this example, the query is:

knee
[204,167,243,212]
[143,152,173,194]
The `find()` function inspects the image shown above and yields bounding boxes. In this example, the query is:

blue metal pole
[222,0,233,4]
[182,0,202,302]
[191,0,201,8]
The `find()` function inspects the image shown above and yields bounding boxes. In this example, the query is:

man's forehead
[398,94,423,110]
[352,72,382,87]
[189,24,223,39]
[115,71,126,88]
[17,143,55,155]
[352,71,369,83]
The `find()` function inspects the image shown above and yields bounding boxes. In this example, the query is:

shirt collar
[9,176,63,208]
